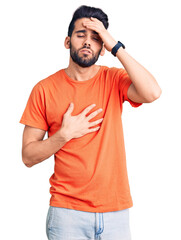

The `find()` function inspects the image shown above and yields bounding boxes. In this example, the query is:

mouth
[80,48,92,54]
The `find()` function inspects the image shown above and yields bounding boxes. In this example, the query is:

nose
[84,42,90,47]
[83,37,91,48]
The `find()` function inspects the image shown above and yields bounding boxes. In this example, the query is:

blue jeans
[46,206,131,240]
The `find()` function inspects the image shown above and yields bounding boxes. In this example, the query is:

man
[20,5,161,240]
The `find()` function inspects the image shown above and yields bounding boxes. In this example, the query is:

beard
[70,42,102,68]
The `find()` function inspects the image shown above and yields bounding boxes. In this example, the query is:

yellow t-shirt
[20,66,142,212]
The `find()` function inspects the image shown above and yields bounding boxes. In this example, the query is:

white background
[1,0,181,239]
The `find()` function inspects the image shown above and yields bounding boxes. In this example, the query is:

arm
[83,18,162,103]
[21,103,104,168]
[114,48,162,103]
[22,125,68,168]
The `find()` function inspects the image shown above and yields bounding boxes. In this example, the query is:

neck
[64,59,100,82]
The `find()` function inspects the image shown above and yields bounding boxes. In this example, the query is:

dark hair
[68,5,109,37]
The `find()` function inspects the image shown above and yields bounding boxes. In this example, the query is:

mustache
[81,45,90,49]
[79,46,92,51]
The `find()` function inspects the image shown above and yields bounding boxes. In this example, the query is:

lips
[80,48,92,54]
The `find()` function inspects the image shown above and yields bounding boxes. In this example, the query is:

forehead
[74,18,89,30]
[73,18,97,34]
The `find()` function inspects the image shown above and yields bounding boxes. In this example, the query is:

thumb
[66,102,74,115]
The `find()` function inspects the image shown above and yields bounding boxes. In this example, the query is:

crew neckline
[61,65,104,84]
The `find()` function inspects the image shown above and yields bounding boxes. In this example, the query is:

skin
[64,18,106,81]
[21,17,162,167]
[68,17,162,102]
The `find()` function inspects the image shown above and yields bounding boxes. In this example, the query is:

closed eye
[77,35,85,38]
[93,37,99,41]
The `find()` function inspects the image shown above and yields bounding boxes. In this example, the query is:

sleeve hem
[19,118,48,131]
[124,80,143,108]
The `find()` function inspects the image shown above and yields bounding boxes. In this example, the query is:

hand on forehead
[82,17,102,25]
[82,17,105,34]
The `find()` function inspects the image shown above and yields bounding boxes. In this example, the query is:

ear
[100,44,105,56]
[64,36,71,49]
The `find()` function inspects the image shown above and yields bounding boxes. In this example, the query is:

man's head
[67,5,109,38]
[65,5,109,68]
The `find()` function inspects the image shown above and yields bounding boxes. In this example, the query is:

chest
[45,77,120,135]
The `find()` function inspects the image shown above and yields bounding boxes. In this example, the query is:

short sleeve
[19,82,49,131]
[119,68,142,108]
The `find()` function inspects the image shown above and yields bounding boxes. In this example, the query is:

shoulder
[35,69,63,90]
[100,65,125,78]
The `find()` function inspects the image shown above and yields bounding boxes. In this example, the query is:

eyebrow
[75,30,98,35]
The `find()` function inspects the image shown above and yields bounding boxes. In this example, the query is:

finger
[87,108,103,120]
[84,22,102,33]
[89,118,104,127]
[65,102,74,115]
[83,22,95,28]
[83,20,98,27]
[90,17,100,22]
[90,17,104,27]
[88,126,101,133]
[83,24,99,32]
[83,21,98,26]
[81,104,96,116]
[82,20,92,26]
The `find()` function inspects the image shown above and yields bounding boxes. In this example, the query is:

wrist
[111,41,125,56]
[101,31,116,52]
[109,40,117,52]
[58,127,72,143]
